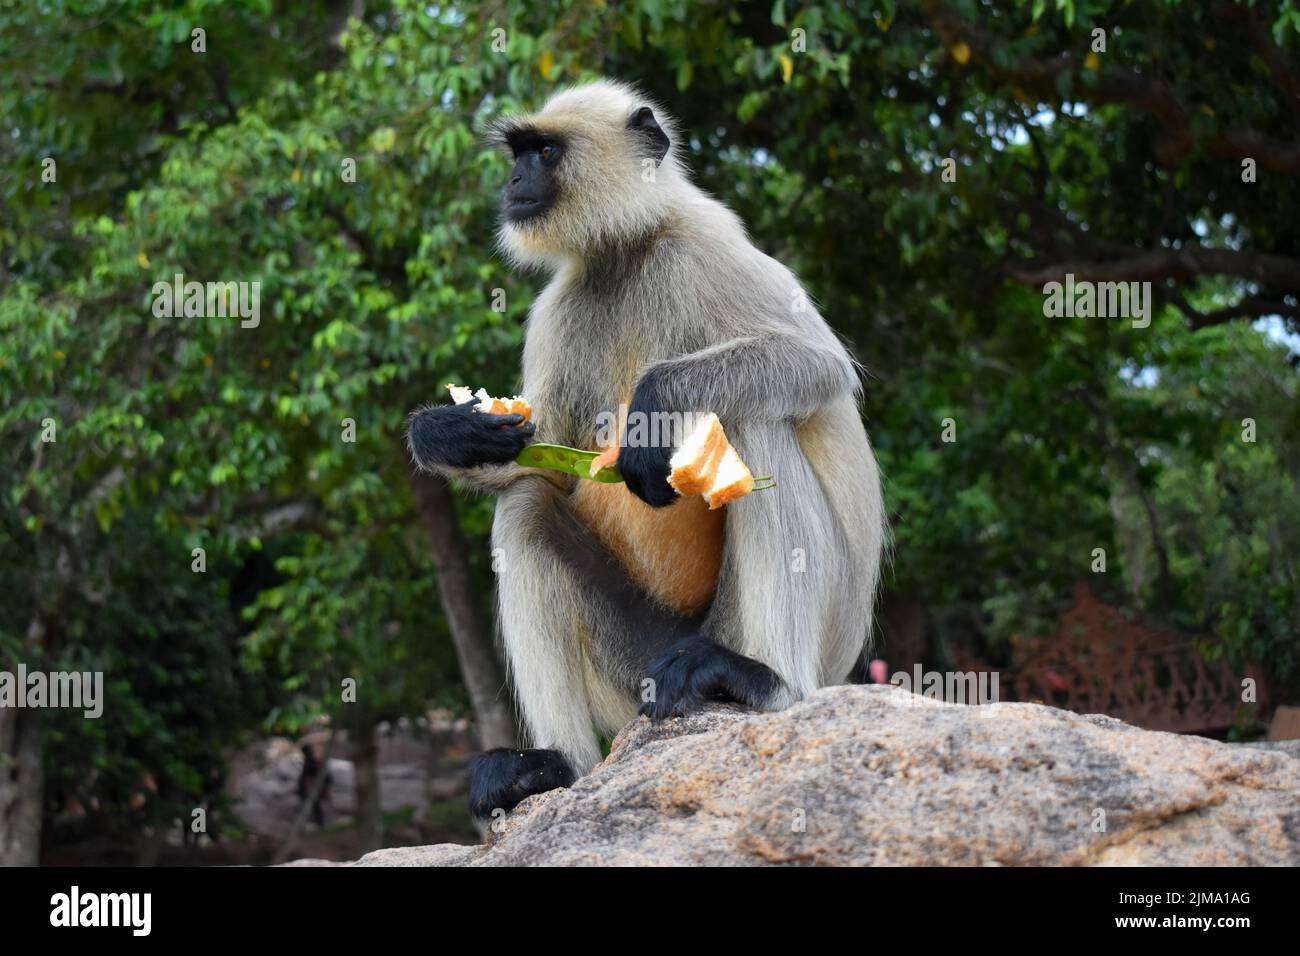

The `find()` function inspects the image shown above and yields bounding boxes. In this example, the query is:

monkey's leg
[472,476,786,815]
[644,422,852,717]
[733,421,861,695]
[469,477,601,819]
[625,334,881,708]
[533,487,789,722]
[472,476,690,817]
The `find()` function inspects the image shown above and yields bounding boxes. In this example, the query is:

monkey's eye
[539,143,561,166]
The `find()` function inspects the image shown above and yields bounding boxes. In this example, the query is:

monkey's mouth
[505,197,545,223]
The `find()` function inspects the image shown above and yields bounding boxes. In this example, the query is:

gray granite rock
[295,685,1300,866]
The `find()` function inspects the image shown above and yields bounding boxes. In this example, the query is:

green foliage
[40,523,254,842]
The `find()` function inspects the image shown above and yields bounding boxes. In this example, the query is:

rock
[225,739,311,839]
[1241,739,1300,759]
[277,857,349,867]
[303,685,1300,866]
[353,843,484,866]
[228,722,474,839]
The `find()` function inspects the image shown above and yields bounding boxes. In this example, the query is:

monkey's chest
[525,311,721,614]
[571,481,725,617]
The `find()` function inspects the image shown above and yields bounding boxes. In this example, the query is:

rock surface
[303,685,1300,866]
[228,720,477,839]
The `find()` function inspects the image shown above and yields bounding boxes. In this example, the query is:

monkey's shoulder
[540,236,807,332]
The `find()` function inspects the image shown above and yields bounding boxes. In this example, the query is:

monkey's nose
[510,174,522,185]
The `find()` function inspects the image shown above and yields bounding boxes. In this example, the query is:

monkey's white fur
[457,80,886,774]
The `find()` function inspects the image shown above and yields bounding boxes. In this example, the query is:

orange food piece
[702,446,756,509]
[445,384,532,423]
[589,444,620,477]
[667,413,729,496]
[667,413,757,508]
[507,397,533,422]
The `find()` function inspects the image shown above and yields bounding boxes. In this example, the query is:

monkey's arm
[633,335,857,426]
[620,335,857,505]
[438,461,571,494]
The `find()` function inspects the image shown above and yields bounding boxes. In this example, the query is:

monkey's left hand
[620,373,678,507]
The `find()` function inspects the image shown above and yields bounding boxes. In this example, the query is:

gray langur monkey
[407,80,886,819]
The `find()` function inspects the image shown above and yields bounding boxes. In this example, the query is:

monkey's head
[487,80,685,267]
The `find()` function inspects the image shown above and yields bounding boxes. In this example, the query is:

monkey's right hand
[407,403,535,472]
[469,748,576,820]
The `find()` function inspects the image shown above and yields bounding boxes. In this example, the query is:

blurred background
[1,0,1297,865]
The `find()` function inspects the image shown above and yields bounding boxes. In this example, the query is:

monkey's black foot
[639,636,787,720]
[469,748,576,820]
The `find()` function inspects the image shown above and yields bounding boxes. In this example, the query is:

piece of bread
[446,384,475,405]
[588,443,620,477]
[668,414,729,496]
[446,384,532,422]
[666,413,757,507]
[703,445,755,509]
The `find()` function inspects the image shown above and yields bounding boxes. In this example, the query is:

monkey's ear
[627,106,671,166]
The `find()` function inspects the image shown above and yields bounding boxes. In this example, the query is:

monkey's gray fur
[410,80,886,781]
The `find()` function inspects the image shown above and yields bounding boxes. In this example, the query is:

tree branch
[1006,246,1300,288]
[1183,294,1300,330]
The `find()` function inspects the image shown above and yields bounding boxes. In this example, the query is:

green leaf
[677,60,694,91]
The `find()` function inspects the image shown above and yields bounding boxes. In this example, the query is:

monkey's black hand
[469,748,576,820]
[407,403,534,471]
[620,442,675,507]
[621,372,678,507]
[640,635,788,720]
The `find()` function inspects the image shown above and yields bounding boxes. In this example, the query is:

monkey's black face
[503,133,563,224]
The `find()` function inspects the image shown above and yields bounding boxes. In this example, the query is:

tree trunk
[407,468,518,751]
[1109,460,1174,611]
[0,710,45,867]
[0,616,47,866]
[351,722,384,855]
